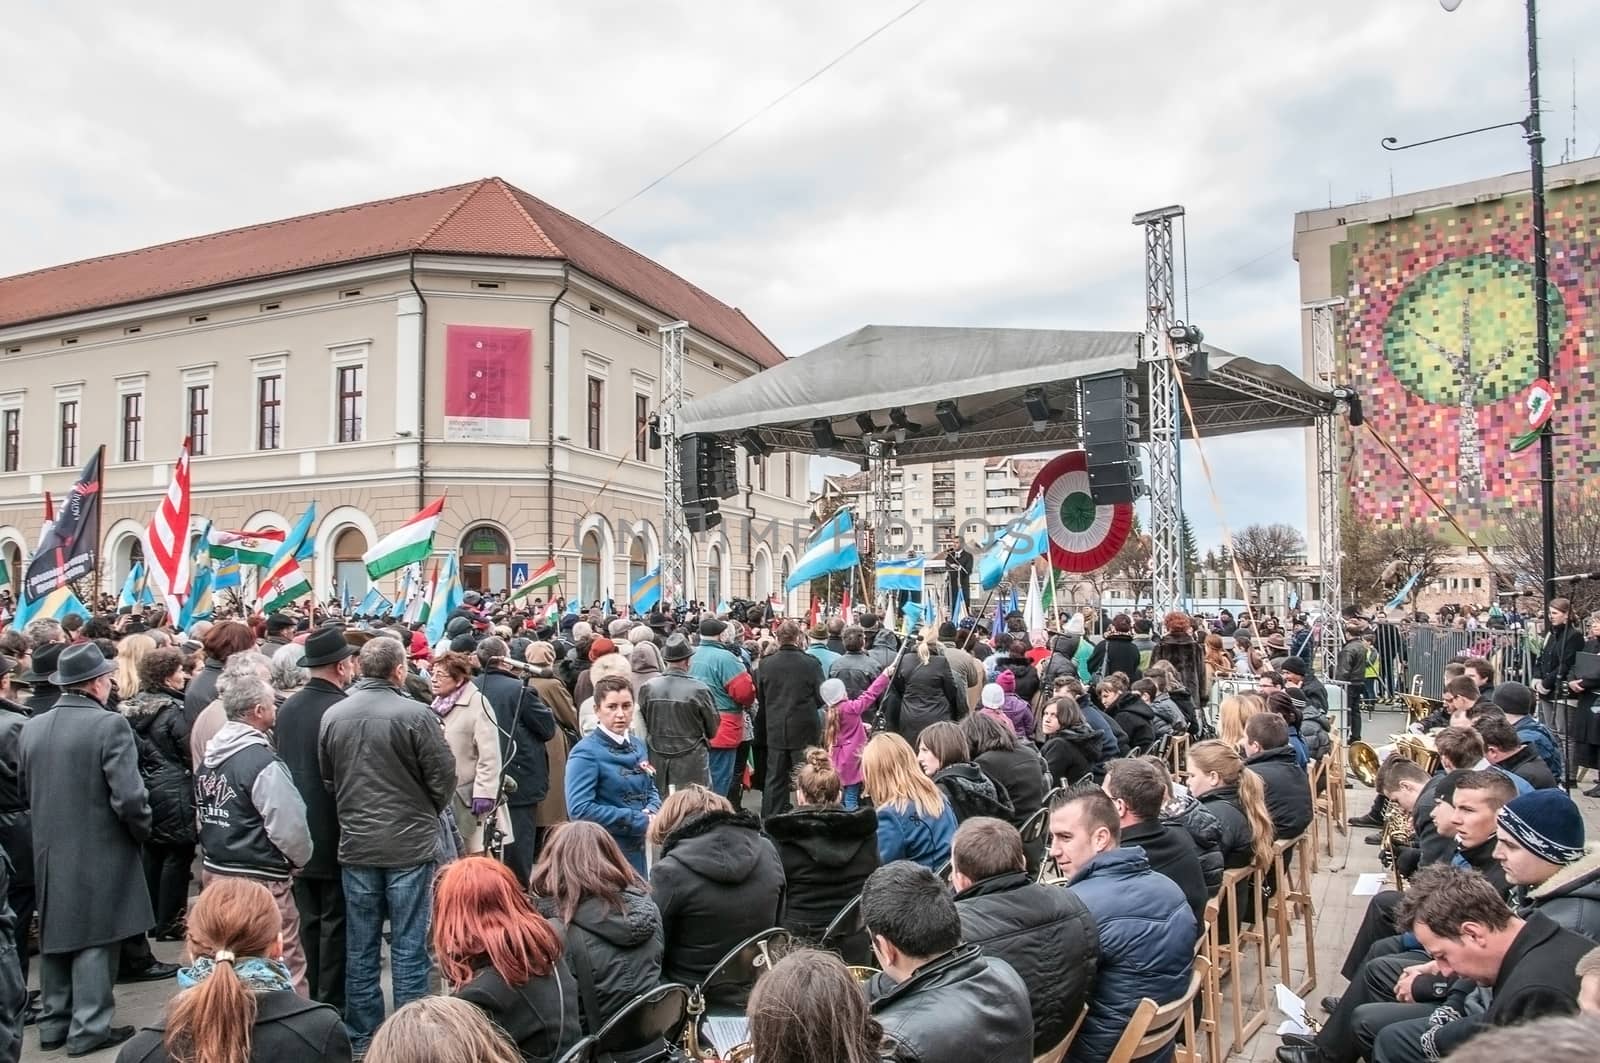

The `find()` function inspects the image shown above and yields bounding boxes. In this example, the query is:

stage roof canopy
[677,324,1332,463]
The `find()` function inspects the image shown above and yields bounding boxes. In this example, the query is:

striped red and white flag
[145,437,193,615]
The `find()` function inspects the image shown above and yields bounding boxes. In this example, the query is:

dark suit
[275,676,349,1012]
[754,646,824,818]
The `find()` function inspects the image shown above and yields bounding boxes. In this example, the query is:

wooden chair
[1104,955,1208,1063]
[1312,741,1347,861]
[1208,864,1268,1053]
[1166,732,1190,780]
[1325,731,1349,829]
[1267,835,1317,997]
[1191,915,1224,1063]
[1032,1003,1088,1063]
[819,894,870,966]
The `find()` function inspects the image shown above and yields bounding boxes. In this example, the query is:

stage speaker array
[678,434,740,532]
[1080,373,1146,504]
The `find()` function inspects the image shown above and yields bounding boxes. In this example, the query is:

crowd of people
[0,584,1593,1063]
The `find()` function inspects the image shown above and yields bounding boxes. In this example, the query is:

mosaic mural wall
[1335,181,1600,542]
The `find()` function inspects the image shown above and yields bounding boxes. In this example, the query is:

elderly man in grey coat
[18,642,152,1057]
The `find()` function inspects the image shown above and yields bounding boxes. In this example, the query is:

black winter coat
[1041,724,1102,787]
[457,961,583,1062]
[1197,785,1257,870]
[955,871,1099,1055]
[1106,692,1157,751]
[1537,623,1585,692]
[1151,634,1205,704]
[1499,744,1559,790]
[762,804,879,942]
[650,809,786,1003]
[975,746,1047,830]
[1161,792,1224,895]
[867,944,1032,1063]
[1121,819,1208,929]
[534,888,663,1034]
[1519,855,1600,941]
[1037,636,1082,690]
[755,646,824,750]
[183,658,223,727]
[478,668,558,806]
[119,689,195,847]
[1244,745,1312,841]
[828,651,879,699]
[1087,632,1142,681]
[994,655,1041,706]
[1430,912,1590,1059]
[932,762,1014,824]
[118,990,351,1063]
[274,677,346,879]
[890,651,964,748]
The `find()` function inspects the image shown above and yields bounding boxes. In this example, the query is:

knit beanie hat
[981,683,1005,709]
[996,669,1017,694]
[1492,682,1536,717]
[1497,789,1585,866]
[821,678,847,707]
[1065,615,1085,636]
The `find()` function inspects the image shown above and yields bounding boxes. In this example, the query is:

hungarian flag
[207,527,285,568]
[257,555,311,613]
[364,497,445,579]
[541,598,560,625]
[508,559,560,603]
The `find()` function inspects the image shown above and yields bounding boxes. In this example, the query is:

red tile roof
[0,177,784,367]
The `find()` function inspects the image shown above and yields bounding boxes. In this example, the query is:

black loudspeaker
[679,436,724,527]
[1081,373,1145,504]
[708,437,739,499]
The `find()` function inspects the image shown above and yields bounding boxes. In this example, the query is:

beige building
[814,456,1047,555]
[0,177,811,611]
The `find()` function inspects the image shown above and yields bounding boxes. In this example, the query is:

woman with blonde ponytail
[1185,740,1275,873]
[118,877,350,1063]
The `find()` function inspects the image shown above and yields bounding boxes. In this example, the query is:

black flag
[22,448,104,604]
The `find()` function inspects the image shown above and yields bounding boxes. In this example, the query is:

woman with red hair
[1151,609,1210,707]
[432,856,580,1062]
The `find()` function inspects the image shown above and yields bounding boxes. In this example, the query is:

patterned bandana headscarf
[178,954,295,993]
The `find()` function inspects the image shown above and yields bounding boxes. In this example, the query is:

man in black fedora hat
[16,642,63,716]
[637,633,718,796]
[274,626,358,1013]
[18,642,156,1056]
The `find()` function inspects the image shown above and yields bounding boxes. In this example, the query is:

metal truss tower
[659,321,689,606]
[869,439,894,557]
[1133,205,1186,616]
[1307,299,1346,673]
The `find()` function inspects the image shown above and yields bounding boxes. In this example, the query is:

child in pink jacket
[821,667,895,809]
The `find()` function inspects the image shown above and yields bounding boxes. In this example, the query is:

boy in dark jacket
[1086,614,1142,681]
[1242,712,1312,841]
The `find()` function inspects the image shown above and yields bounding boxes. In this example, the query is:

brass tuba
[1349,741,1382,787]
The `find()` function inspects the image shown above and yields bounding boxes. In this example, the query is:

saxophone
[1380,798,1416,889]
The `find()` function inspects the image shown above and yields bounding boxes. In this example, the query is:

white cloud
[4,0,1596,553]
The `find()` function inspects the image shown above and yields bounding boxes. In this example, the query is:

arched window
[333,527,370,602]
[779,557,791,615]
[706,545,723,607]
[110,533,145,591]
[580,531,602,606]
[628,536,649,592]
[752,551,772,601]
[2,541,19,596]
[460,526,510,593]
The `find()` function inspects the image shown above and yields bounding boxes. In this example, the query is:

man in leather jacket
[864,860,1032,1063]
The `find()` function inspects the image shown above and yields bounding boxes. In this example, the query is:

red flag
[145,437,193,615]
[840,585,853,621]
[806,596,819,628]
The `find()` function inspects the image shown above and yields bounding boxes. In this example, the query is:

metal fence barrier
[1371,622,1537,700]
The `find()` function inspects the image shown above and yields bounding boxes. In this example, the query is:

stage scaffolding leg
[1134,205,1186,617]
[659,321,689,606]
[1307,299,1346,675]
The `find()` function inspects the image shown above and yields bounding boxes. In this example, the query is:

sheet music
[704,1016,751,1054]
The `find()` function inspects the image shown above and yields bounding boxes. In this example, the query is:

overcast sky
[5,0,1599,551]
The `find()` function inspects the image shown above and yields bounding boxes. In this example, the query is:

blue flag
[266,505,317,574]
[357,586,392,616]
[213,558,241,592]
[875,555,925,593]
[117,562,146,610]
[952,589,967,626]
[785,510,859,590]
[424,552,464,647]
[977,497,1049,591]
[631,566,662,613]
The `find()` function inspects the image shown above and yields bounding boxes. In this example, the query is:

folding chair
[819,894,870,966]
[556,982,692,1063]
[1105,956,1207,1063]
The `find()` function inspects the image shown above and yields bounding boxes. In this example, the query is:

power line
[1188,242,1287,293]
[592,0,932,224]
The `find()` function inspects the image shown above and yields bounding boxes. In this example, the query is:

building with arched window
[0,178,812,610]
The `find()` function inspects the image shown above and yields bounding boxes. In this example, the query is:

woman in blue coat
[565,674,661,875]
[860,732,956,870]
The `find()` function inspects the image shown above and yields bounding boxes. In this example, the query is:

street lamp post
[1397,0,1556,614]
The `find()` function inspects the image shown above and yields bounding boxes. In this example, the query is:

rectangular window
[634,393,649,461]
[58,401,78,466]
[337,365,364,443]
[2,410,17,472]
[258,374,282,450]
[187,385,211,455]
[757,457,767,491]
[120,393,143,462]
[587,376,604,450]
[785,454,794,497]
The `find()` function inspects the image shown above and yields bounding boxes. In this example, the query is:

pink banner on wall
[444,325,533,441]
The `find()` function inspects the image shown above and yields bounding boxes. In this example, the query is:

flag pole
[1048,563,1060,631]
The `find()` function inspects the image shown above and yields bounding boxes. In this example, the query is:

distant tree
[1504,487,1600,617]
[1230,523,1306,581]
[1339,509,1390,609]
[1376,525,1452,612]
[1110,515,1153,607]
[1179,513,1201,594]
